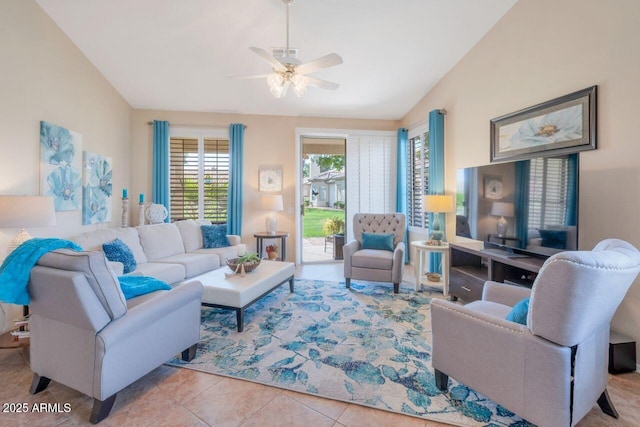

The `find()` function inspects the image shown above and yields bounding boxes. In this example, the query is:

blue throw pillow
[361,232,395,251]
[538,229,567,249]
[118,276,171,300]
[102,238,137,274]
[201,224,230,248]
[506,297,530,325]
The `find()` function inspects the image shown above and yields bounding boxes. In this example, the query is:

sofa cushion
[129,262,186,285]
[201,224,230,248]
[192,245,244,263]
[175,219,212,252]
[351,249,394,270]
[73,227,147,264]
[136,223,186,261]
[36,249,127,320]
[102,238,137,274]
[155,253,220,278]
[361,232,394,251]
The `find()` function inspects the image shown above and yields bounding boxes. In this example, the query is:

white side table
[411,241,450,296]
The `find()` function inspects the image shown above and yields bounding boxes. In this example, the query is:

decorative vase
[267,251,278,260]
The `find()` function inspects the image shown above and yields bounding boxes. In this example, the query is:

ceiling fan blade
[306,76,339,90]
[227,74,271,80]
[296,53,343,75]
[249,47,286,71]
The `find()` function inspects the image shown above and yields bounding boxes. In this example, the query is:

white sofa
[72,219,246,285]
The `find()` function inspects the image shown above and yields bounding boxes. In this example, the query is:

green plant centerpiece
[322,216,345,236]
[226,252,261,276]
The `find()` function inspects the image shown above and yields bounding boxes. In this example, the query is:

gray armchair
[27,249,203,424]
[431,239,640,426]
[344,213,405,293]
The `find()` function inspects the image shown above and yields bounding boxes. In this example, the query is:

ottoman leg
[289,277,294,292]
[236,308,244,332]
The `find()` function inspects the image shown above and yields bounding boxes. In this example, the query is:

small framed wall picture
[259,167,283,192]
[484,175,503,200]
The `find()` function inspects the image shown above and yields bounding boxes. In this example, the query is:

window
[407,131,429,228]
[170,136,229,223]
[528,156,569,228]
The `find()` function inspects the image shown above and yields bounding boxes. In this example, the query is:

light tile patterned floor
[0,263,638,426]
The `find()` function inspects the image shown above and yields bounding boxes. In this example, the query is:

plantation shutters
[407,131,429,228]
[169,130,229,223]
[170,138,198,220]
[345,132,397,241]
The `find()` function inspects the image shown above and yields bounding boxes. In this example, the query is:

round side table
[254,231,289,260]
[411,240,450,296]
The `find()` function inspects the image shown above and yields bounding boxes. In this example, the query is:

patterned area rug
[168,279,533,427]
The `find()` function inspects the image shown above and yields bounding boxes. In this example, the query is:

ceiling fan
[231,0,343,98]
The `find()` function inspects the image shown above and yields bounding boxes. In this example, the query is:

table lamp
[261,194,283,235]
[423,195,454,242]
[490,201,514,237]
[0,196,56,254]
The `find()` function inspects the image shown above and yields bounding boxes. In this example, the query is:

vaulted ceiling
[36,0,517,120]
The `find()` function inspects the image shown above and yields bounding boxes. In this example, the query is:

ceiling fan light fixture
[291,73,308,97]
[233,0,341,98]
[268,73,286,98]
[267,73,284,88]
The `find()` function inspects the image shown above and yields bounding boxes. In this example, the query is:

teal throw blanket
[0,238,82,305]
[118,276,171,300]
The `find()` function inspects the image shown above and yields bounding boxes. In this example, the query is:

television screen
[456,153,578,257]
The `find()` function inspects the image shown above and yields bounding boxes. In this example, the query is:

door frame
[295,128,349,265]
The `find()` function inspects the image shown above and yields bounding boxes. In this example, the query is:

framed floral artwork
[82,151,113,224]
[259,167,283,192]
[490,86,596,162]
[40,121,83,211]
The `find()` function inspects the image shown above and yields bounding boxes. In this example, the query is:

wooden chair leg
[89,394,117,424]
[29,373,51,394]
[345,278,351,289]
[597,389,619,419]
[181,344,197,361]
[434,369,449,391]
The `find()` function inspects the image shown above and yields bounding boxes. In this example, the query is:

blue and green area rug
[168,279,533,426]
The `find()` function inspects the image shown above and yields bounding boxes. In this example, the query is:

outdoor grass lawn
[304,208,345,238]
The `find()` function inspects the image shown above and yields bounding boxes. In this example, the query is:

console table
[449,242,546,302]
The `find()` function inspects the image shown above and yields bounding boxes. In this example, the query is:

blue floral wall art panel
[82,151,113,225]
[40,121,83,211]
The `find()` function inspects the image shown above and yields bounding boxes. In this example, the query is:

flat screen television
[456,153,578,258]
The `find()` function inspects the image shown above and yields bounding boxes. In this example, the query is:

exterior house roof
[306,169,345,184]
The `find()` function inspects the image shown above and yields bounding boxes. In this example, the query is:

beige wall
[402,0,640,356]
[0,0,131,330]
[130,110,397,260]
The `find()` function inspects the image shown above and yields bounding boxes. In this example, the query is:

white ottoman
[192,260,295,331]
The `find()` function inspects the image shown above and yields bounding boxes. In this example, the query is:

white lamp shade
[0,196,56,228]
[490,202,515,218]
[261,194,284,212]
[423,195,454,213]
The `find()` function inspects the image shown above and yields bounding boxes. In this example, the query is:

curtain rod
[146,121,246,129]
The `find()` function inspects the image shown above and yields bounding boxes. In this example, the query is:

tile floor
[0,263,638,426]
